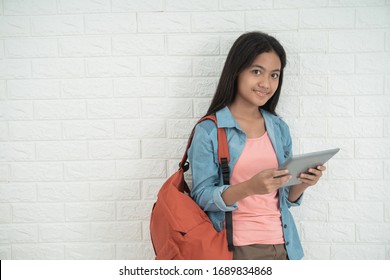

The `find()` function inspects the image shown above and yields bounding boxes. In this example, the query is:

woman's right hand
[248,169,291,195]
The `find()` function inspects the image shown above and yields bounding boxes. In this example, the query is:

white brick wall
[0,0,389,260]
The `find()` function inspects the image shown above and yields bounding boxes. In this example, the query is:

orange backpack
[149,115,233,260]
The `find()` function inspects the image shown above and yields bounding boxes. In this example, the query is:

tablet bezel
[278,148,340,187]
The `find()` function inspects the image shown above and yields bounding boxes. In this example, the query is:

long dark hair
[206,31,287,116]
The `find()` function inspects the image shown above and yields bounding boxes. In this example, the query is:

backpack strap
[179,115,234,252]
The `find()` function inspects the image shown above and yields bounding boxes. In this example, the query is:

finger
[307,168,322,176]
[274,175,292,187]
[273,169,290,178]
[316,165,326,171]
[300,173,316,181]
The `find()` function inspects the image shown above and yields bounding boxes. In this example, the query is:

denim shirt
[188,106,304,260]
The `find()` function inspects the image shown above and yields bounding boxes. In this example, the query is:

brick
[116,243,155,260]
[36,141,88,160]
[65,202,115,221]
[302,244,330,260]
[273,31,328,53]
[59,36,111,57]
[85,13,136,34]
[246,10,298,31]
[356,181,390,201]
[0,101,34,120]
[300,138,353,159]
[167,119,197,138]
[0,122,9,141]
[112,0,164,12]
[138,12,190,33]
[302,180,355,201]
[7,80,60,100]
[356,223,390,243]
[90,180,140,200]
[31,15,84,36]
[10,162,63,182]
[356,53,390,74]
[168,35,219,55]
[301,96,354,117]
[113,78,165,98]
[63,120,114,140]
[329,201,383,222]
[89,140,140,160]
[32,58,84,78]
[0,204,11,222]
[329,0,385,6]
[86,57,138,77]
[142,179,165,200]
[356,7,390,28]
[355,139,390,158]
[373,98,390,124]
[328,75,383,95]
[142,99,192,118]
[90,222,142,242]
[0,141,35,162]
[4,0,57,15]
[0,59,31,79]
[141,57,192,77]
[13,244,64,260]
[0,16,30,36]
[192,12,244,32]
[221,0,272,9]
[0,183,36,202]
[87,99,140,119]
[285,117,327,138]
[58,0,110,13]
[275,0,327,8]
[291,201,328,221]
[61,78,113,99]
[37,182,89,202]
[115,119,165,139]
[117,201,155,220]
[34,100,87,120]
[331,244,385,259]
[5,38,58,58]
[283,76,327,96]
[300,8,355,29]
[328,118,383,138]
[13,203,64,222]
[142,139,187,159]
[277,96,300,117]
[64,161,116,181]
[300,54,354,74]
[301,222,355,242]
[193,57,225,77]
[112,35,164,56]
[116,160,166,179]
[167,78,217,97]
[329,159,382,180]
[329,30,385,52]
[0,81,5,99]
[193,99,211,118]
[39,223,89,242]
[65,244,115,259]
[0,164,9,182]
[0,246,11,260]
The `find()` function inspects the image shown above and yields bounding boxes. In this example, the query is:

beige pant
[233,244,288,260]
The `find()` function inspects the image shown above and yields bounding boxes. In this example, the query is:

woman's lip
[254,90,268,96]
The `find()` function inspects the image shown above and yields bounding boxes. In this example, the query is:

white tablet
[278,148,340,187]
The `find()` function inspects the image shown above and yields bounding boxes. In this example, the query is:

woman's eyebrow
[251,64,281,72]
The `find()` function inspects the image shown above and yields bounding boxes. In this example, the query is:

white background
[0,0,389,260]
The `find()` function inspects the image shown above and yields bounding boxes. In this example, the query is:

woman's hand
[248,169,292,195]
[297,165,326,187]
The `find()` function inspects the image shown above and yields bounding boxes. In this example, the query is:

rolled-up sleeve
[188,124,237,212]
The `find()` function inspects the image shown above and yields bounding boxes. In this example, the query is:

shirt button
[286,242,289,246]
[284,224,287,228]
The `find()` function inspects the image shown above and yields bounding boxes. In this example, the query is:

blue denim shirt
[188,106,304,260]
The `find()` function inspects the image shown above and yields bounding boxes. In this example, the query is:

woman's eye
[252,69,261,75]
[271,73,280,79]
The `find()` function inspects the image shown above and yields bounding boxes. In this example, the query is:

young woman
[188,32,326,260]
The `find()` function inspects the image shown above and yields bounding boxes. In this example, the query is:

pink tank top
[230,132,284,246]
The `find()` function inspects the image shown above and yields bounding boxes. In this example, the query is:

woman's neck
[229,102,262,121]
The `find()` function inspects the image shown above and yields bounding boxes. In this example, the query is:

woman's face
[235,50,281,108]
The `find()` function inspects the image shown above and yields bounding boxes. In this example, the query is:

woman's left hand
[298,165,326,187]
